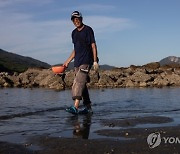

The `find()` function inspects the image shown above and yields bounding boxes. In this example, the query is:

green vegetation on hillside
[0,49,50,73]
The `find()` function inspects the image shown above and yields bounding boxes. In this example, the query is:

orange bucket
[52,65,66,74]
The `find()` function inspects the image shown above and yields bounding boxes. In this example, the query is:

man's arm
[91,42,99,71]
[91,43,98,62]
[63,50,75,67]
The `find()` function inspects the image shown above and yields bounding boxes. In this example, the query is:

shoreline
[1,115,180,154]
[1,125,180,154]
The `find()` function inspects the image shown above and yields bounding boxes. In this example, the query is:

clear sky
[0,0,180,67]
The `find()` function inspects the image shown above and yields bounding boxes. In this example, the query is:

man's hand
[63,50,75,68]
[63,61,69,68]
[93,62,99,71]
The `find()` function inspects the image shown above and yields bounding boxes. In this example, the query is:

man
[64,11,99,115]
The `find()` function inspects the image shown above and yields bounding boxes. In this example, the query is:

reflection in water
[71,115,92,139]
[1,87,180,144]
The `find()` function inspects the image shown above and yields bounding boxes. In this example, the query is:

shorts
[72,64,91,105]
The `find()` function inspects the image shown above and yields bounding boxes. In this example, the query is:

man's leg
[72,65,89,109]
[74,99,80,109]
[82,85,92,110]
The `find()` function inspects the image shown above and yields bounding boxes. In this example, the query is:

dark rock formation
[0,62,180,90]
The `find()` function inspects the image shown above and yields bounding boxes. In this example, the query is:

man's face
[72,18,83,28]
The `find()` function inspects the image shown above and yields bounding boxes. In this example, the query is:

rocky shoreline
[0,62,180,90]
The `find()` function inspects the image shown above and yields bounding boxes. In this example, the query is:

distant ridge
[99,64,116,70]
[159,56,180,67]
[0,49,51,73]
[53,62,116,70]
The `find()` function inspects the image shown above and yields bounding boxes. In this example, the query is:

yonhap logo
[147,132,161,148]
[147,132,180,149]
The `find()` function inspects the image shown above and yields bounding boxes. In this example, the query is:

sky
[0,0,180,67]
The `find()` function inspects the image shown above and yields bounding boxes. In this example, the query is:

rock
[164,68,174,75]
[34,69,52,86]
[98,71,117,87]
[145,68,163,74]
[35,69,65,90]
[18,68,40,86]
[64,70,74,88]
[125,79,135,87]
[153,76,170,87]
[3,82,10,87]
[124,67,135,76]
[1,63,180,89]
[49,80,65,90]
[139,82,147,87]
[116,78,124,86]
[0,75,13,87]
[142,62,160,69]
[129,71,152,83]
[98,74,110,87]
[88,70,100,87]
[164,74,180,86]
[174,68,180,75]
[0,76,6,86]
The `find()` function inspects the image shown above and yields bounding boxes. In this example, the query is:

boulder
[142,62,160,69]
[129,71,152,83]
[125,79,135,87]
[0,74,14,87]
[139,82,148,87]
[153,76,170,87]
[98,72,115,87]
[164,74,180,86]
[88,70,100,87]
[173,68,180,75]
[64,70,74,88]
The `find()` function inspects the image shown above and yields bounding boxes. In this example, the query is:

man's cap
[71,11,82,20]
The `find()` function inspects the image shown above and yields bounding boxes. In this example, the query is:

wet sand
[1,116,180,154]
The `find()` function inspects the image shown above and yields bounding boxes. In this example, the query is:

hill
[159,56,180,67]
[0,49,51,73]
[99,64,116,70]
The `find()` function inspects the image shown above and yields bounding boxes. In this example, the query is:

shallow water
[0,87,180,144]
